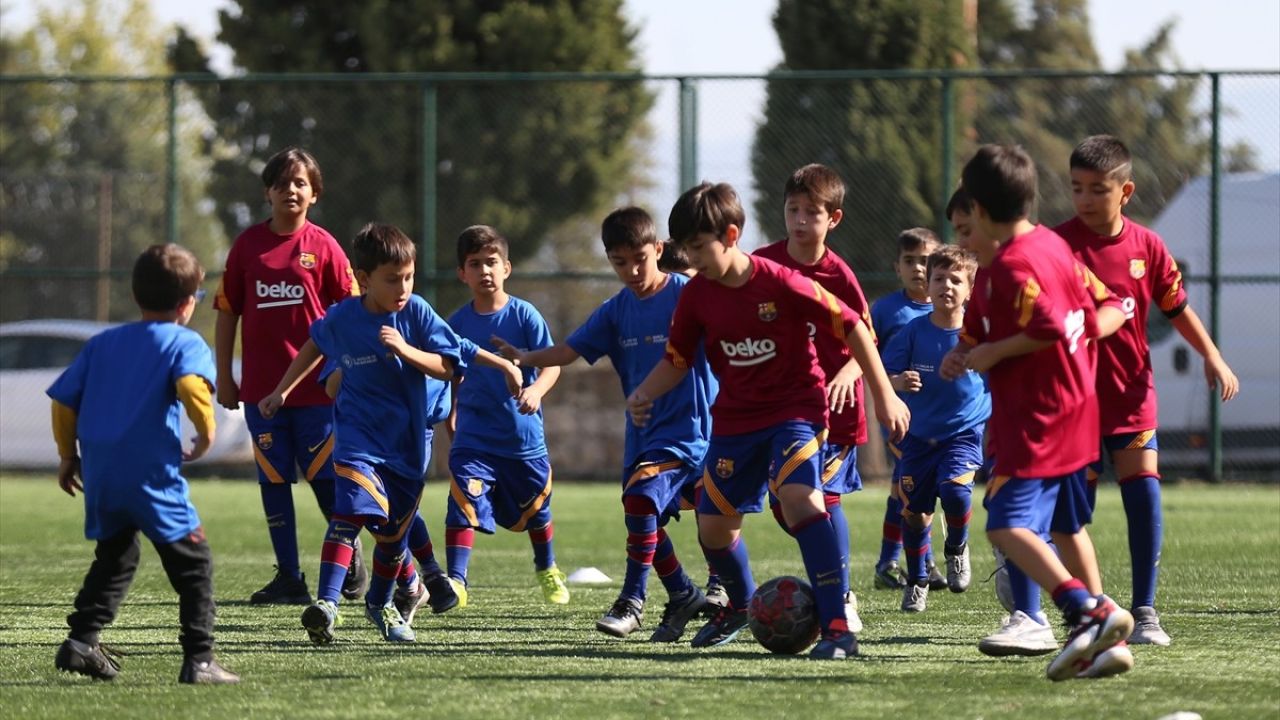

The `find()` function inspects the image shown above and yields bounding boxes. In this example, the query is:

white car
[0,320,253,469]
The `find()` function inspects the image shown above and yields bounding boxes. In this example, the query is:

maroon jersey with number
[1055,216,1189,435]
[753,240,870,446]
[665,255,860,437]
[961,226,1119,478]
[214,220,355,406]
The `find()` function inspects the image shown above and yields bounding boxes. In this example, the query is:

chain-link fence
[2,70,1276,480]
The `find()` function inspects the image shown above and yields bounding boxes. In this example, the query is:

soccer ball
[747,575,820,654]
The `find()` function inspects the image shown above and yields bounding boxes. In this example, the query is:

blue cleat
[365,601,416,643]
[810,628,859,660]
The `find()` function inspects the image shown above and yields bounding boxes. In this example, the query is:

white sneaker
[978,610,1058,656]
[901,582,928,613]
[945,542,971,593]
[844,590,863,634]
[992,546,1015,613]
[1129,606,1172,646]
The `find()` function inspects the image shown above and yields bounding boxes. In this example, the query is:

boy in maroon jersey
[213,147,365,603]
[941,144,1134,680]
[628,182,909,660]
[1056,135,1239,645]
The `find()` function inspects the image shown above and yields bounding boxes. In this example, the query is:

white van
[1147,171,1280,470]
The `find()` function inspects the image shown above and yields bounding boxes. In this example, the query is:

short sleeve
[521,302,555,352]
[1003,261,1063,342]
[45,338,93,410]
[321,235,357,303]
[309,313,337,359]
[664,285,703,370]
[413,301,464,369]
[784,272,858,342]
[1150,237,1188,315]
[566,299,616,365]
[214,239,244,314]
[171,332,216,389]
[881,321,913,375]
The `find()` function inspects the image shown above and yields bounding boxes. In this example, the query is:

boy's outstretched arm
[471,347,523,397]
[50,400,81,496]
[380,325,455,381]
[491,336,582,370]
[1170,305,1240,401]
[259,340,324,418]
[176,375,217,462]
[214,310,241,410]
[626,359,689,427]
[844,321,910,441]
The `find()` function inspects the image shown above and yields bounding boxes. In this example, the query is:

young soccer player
[213,146,366,604]
[260,223,520,645]
[493,207,715,641]
[882,245,990,612]
[941,144,1134,680]
[657,239,695,276]
[752,163,875,631]
[628,182,910,660]
[443,225,570,605]
[1055,134,1239,645]
[869,228,946,592]
[50,244,238,684]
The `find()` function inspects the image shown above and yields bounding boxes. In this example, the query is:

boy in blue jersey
[869,228,945,592]
[494,207,716,641]
[49,244,238,684]
[444,225,570,605]
[882,245,991,613]
[260,223,521,644]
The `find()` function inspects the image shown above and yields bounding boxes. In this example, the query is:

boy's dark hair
[455,225,509,267]
[133,243,204,312]
[668,182,745,245]
[1070,134,1133,183]
[927,244,978,285]
[261,146,324,198]
[896,227,940,257]
[601,206,659,253]
[945,187,974,220]
[783,163,845,214]
[961,144,1037,223]
[352,223,416,274]
[657,240,692,274]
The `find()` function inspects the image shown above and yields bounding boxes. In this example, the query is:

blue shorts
[446,450,553,533]
[895,428,983,515]
[244,404,337,486]
[623,450,701,525]
[985,468,1093,535]
[698,421,826,517]
[332,459,424,543]
[1088,429,1160,482]
[821,443,862,495]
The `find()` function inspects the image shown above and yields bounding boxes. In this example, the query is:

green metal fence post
[166,78,178,245]
[1208,73,1223,482]
[421,82,438,304]
[940,75,955,242]
[678,78,698,192]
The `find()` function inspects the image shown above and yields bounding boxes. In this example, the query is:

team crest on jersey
[715,458,734,479]
[757,302,778,322]
[901,475,915,493]
[467,478,484,497]
[1129,259,1146,279]
[299,252,317,269]
[256,432,274,450]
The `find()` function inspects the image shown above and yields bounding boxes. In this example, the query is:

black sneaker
[703,580,729,613]
[393,577,430,626]
[689,605,749,648]
[424,574,461,614]
[596,597,644,638]
[341,537,369,601]
[178,656,240,684]
[250,567,311,604]
[874,561,908,590]
[650,587,707,643]
[55,639,121,680]
[926,560,948,592]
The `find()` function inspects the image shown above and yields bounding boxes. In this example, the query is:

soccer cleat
[596,597,645,638]
[393,577,430,626]
[703,580,729,612]
[945,542,971,593]
[992,546,1015,613]
[250,566,311,605]
[536,565,570,605]
[1075,640,1134,679]
[1129,606,1172,646]
[926,560,948,591]
[301,599,340,645]
[901,581,929,613]
[365,601,416,643]
[809,628,859,660]
[55,639,121,680]
[874,561,908,590]
[1047,595,1134,682]
[843,590,864,634]
[424,574,463,614]
[649,587,708,643]
[690,605,749,648]
[178,656,240,684]
[978,610,1059,656]
[341,537,369,601]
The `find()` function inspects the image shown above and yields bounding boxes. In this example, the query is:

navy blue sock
[791,511,848,630]
[700,535,755,610]
[902,521,931,583]
[939,481,973,550]
[877,492,905,569]
[528,523,556,571]
[368,541,406,607]
[406,512,445,582]
[652,528,695,597]
[1120,474,1163,608]
[317,515,361,603]
[825,493,850,576]
[445,527,474,584]
[621,496,658,602]
[260,484,300,578]
[1051,578,1094,623]
[1008,560,1044,619]
[309,476,336,518]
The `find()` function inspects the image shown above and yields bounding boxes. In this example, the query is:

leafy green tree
[171,0,651,280]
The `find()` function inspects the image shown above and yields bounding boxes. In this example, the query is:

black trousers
[66,527,216,662]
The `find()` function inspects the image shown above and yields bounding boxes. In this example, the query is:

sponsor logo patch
[719,337,778,367]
